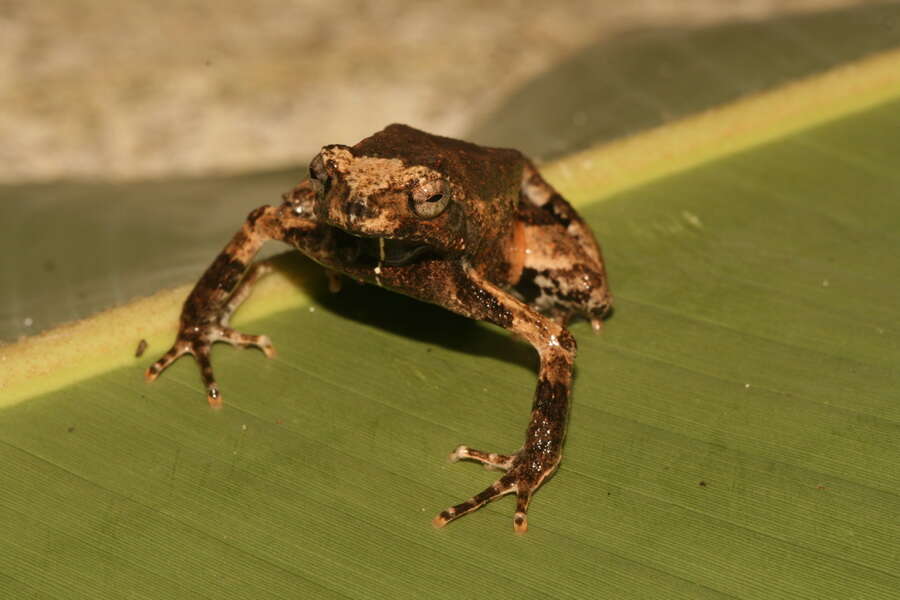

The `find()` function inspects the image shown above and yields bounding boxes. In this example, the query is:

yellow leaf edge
[543,46,900,204]
[2,46,899,408]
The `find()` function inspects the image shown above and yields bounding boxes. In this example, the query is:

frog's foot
[145,325,275,407]
[434,449,551,534]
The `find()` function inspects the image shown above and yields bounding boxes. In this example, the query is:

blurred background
[0,0,887,182]
[2,0,898,341]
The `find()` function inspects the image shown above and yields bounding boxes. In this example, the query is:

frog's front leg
[146,200,322,406]
[433,265,575,534]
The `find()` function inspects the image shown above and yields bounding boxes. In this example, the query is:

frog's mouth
[332,228,436,267]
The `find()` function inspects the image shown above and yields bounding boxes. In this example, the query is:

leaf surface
[2,15,900,600]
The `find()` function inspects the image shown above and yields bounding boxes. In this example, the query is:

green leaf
[2,17,900,600]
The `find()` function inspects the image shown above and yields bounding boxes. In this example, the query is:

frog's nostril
[348,201,366,219]
[342,196,375,223]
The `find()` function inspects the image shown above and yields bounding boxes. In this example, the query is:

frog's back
[352,124,525,204]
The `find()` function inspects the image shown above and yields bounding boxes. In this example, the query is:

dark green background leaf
[469,2,900,158]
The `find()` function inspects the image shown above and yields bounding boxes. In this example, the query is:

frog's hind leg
[512,206,612,334]
[516,161,613,332]
[521,159,603,264]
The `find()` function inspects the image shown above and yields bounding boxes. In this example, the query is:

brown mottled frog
[146,124,612,533]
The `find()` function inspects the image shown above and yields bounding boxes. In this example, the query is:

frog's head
[304,124,521,266]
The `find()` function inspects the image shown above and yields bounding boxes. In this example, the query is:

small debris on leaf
[135,339,149,357]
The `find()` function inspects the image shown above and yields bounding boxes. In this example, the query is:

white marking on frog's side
[522,168,552,207]
[528,272,558,312]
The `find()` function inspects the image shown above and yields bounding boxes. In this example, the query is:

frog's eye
[409,179,451,219]
[308,154,325,180]
[308,155,331,196]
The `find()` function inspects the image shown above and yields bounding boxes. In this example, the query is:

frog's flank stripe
[2,46,900,407]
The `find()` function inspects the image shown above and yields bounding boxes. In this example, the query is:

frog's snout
[345,195,371,222]
[329,192,381,230]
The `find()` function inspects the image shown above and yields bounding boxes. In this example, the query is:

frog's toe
[220,328,277,358]
[448,445,514,471]
[145,337,225,407]
[192,343,223,408]
[514,488,532,534]
[434,472,539,533]
[433,474,517,530]
[145,340,193,382]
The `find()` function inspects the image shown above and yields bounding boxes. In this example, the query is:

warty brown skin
[145,124,612,533]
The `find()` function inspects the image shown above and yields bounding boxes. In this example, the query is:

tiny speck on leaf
[67,426,75,433]
[135,339,149,357]
[699,481,708,487]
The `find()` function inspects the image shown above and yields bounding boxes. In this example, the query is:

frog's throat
[330,226,437,267]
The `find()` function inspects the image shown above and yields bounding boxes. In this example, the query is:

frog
[145,124,612,533]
